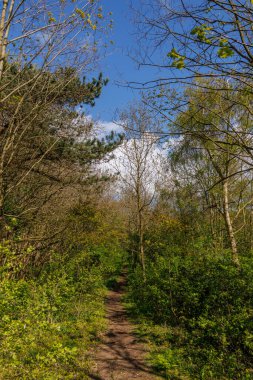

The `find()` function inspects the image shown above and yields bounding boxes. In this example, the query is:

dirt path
[89,276,161,380]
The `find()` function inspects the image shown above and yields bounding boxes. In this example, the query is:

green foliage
[167,49,186,69]
[190,24,213,44]
[127,253,253,379]
[217,39,234,59]
[2,63,108,108]
[0,241,123,379]
[75,7,86,19]
[1,61,122,237]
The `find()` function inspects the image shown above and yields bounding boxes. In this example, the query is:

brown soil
[89,276,161,380]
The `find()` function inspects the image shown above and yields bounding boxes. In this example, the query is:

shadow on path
[88,275,160,380]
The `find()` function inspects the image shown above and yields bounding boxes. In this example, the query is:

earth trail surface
[89,276,161,380]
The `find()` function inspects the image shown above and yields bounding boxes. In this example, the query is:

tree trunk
[139,217,146,279]
[0,157,5,216]
[223,179,240,267]
[137,201,146,279]
[0,0,9,80]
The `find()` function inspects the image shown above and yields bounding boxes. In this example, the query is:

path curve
[89,276,161,380]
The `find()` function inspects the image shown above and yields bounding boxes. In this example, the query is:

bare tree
[130,1,253,172]
[113,104,163,277]
[132,0,253,91]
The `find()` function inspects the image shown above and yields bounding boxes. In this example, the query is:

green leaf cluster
[190,24,213,44]
[217,39,234,59]
[167,48,186,69]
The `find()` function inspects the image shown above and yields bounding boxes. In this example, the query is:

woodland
[0,0,253,379]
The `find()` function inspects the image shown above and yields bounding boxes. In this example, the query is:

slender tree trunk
[0,0,9,80]
[137,195,146,279]
[137,201,145,278]
[0,153,5,222]
[139,212,146,279]
[135,160,146,279]
[250,176,253,251]
[210,207,216,247]
[0,0,15,223]
[0,172,3,209]
[223,179,240,267]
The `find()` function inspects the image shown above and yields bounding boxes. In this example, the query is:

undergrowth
[127,253,253,380]
[0,242,123,379]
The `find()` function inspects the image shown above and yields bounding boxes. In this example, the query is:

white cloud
[77,114,123,138]
[96,120,123,138]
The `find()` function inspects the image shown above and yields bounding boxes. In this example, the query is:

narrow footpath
[89,276,161,380]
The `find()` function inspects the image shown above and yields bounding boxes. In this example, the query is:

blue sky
[87,1,153,123]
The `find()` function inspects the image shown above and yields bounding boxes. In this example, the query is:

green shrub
[128,253,253,379]
[0,242,124,379]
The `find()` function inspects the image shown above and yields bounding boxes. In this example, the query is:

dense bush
[0,243,122,379]
[128,253,253,379]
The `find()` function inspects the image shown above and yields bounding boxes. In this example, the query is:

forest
[0,0,253,379]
